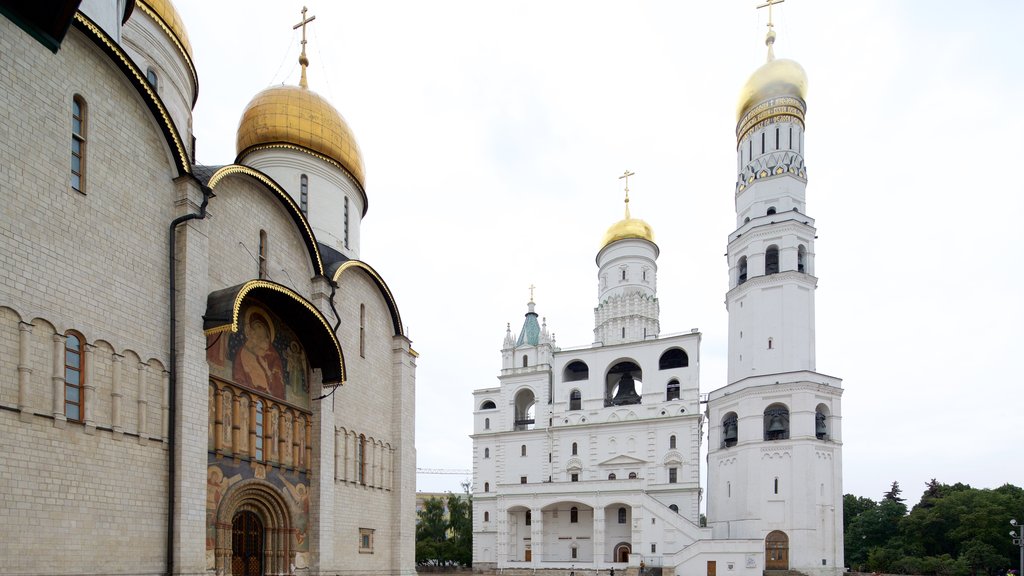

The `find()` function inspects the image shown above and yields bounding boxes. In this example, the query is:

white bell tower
[706,6,845,576]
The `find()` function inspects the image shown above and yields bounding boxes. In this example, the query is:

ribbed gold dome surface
[601,217,655,249]
[137,0,193,58]
[736,58,807,122]
[236,85,365,188]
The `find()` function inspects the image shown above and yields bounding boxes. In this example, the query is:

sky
[174,1,1024,505]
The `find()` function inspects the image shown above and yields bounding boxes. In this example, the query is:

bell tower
[705,4,845,575]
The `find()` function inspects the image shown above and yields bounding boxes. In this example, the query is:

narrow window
[520,476,527,484]
[522,355,528,367]
[300,174,309,215]
[254,401,264,461]
[621,269,627,280]
[484,482,489,492]
[571,473,579,482]
[358,434,367,484]
[64,331,84,422]
[258,230,268,278]
[608,473,616,480]
[146,67,158,89]
[669,467,678,484]
[669,435,676,449]
[572,547,578,559]
[798,245,806,273]
[666,380,680,401]
[344,196,350,249]
[642,269,647,281]
[571,442,578,456]
[525,510,531,525]
[738,256,748,284]
[569,389,581,411]
[651,544,657,553]
[359,528,373,552]
[768,337,773,350]
[748,139,752,160]
[621,327,626,338]
[521,444,527,457]
[570,507,579,523]
[765,245,780,275]
[775,127,780,150]
[484,511,489,522]
[484,417,490,430]
[728,481,732,497]
[774,477,779,494]
[723,412,738,447]
[71,96,86,192]
[359,304,366,358]
[789,126,793,149]
[618,507,626,523]
[761,131,765,154]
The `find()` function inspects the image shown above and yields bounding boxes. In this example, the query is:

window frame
[71,96,86,193]
[64,331,85,422]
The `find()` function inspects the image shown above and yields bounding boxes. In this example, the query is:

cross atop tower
[528,284,536,302]
[293,6,316,88]
[619,170,635,218]
[756,0,785,60]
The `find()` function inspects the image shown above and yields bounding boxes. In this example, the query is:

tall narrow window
[525,510,531,525]
[484,417,490,430]
[761,131,765,154]
[258,230,268,278]
[146,67,158,89]
[571,442,578,456]
[621,269,627,280]
[570,507,579,523]
[774,477,780,494]
[569,389,581,411]
[358,434,367,484]
[789,127,793,149]
[521,444,527,456]
[748,139,753,160]
[775,127,780,150]
[765,245,779,275]
[71,96,86,192]
[64,331,84,422]
[621,327,626,338]
[484,447,489,458]
[666,379,680,401]
[484,511,489,522]
[669,467,678,484]
[618,507,627,524]
[669,435,676,449]
[522,355,528,367]
[254,401,264,461]
[484,482,489,492]
[798,245,806,273]
[344,196,350,249]
[300,174,309,215]
[738,256,748,285]
[359,304,366,358]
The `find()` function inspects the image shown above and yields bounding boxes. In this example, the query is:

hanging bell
[767,414,786,433]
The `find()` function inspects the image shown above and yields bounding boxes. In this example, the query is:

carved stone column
[111,353,123,435]
[17,322,32,422]
[83,343,96,433]
[51,332,66,425]
[137,362,149,441]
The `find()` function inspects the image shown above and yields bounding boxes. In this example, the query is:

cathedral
[0,2,416,575]
[471,9,844,576]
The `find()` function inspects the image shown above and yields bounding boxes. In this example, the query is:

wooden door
[765,530,789,570]
[232,511,263,576]
[707,560,717,576]
[525,548,532,562]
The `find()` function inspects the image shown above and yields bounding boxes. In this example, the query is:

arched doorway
[232,511,263,576]
[615,543,632,563]
[765,530,789,570]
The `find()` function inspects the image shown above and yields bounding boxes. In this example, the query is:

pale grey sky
[176,1,1024,503]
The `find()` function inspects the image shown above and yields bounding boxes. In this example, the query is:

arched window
[480,400,496,410]
[669,504,679,513]
[765,245,780,275]
[484,511,489,522]
[571,442,578,456]
[767,206,777,215]
[300,174,309,215]
[64,331,84,422]
[254,401,264,461]
[71,96,86,192]
[359,304,366,358]
[484,482,489,492]
[569,389,581,410]
[522,355,528,367]
[484,417,490,430]
[484,447,490,458]
[669,435,676,449]
[659,348,688,369]
[563,361,589,382]
[357,434,367,484]
[514,389,536,431]
[816,404,830,440]
[666,379,680,401]
[570,507,579,523]
[146,67,158,89]
[738,256,748,284]
[774,477,780,494]
[617,507,627,524]
[258,230,268,278]
[525,510,531,525]
[608,473,616,480]
[521,444,527,457]
[763,403,790,441]
[628,472,637,479]
[722,412,738,447]
[798,244,806,273]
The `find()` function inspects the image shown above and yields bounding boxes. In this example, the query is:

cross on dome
[756,0,785,60]
[293,6,316,88]
[619,170,635,219]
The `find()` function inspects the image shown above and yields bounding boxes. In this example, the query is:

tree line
[416,483,472,568]
[845,480,1023,576]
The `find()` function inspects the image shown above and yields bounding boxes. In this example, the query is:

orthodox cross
[756,0,784,59]
[529,284,536,302]
[619,170,635,218]
[756,0,785,28]
[293,6,316,88]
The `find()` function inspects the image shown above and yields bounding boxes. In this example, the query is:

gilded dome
[736,57,807,122]
[235,85,365,189]
[137,0,193,58]
[601,216,655,249]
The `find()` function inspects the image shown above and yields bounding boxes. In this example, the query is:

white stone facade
[0,3,416,575]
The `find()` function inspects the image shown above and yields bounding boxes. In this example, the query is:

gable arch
[207,164,325,277]
[330,260,405,337]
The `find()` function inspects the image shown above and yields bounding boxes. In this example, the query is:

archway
[232,510,263,576]
[765,530,789,570]
[215,480,295,575]
[615,542,632,563]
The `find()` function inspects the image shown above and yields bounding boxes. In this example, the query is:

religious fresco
[207,300,310,410]
[206,461,310,555]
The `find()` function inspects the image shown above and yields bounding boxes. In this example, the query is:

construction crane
[416,467,471,475]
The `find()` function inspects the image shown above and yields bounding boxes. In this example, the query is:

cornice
[726,270,817,298]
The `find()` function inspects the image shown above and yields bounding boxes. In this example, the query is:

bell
[611,372,642,406]
[724,422,738,443]
[767,414,786,433]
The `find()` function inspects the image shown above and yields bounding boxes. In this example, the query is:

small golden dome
[236,85,365,188]
[601,216,655,249]
[137,0,193,58]
[736,57,807,122]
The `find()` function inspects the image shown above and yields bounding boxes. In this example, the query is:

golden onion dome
[736,57,807,122]
[601,216,655,249]
[235,85,365,189]
[137,0,193,59]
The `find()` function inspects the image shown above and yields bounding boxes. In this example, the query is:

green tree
[445,483,473,567]
[416,497,449,566]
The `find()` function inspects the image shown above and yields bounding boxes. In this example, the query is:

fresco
[207,300,310,410]
[206,462,310,554]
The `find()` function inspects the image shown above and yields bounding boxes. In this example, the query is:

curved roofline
[330,260,404,337]
[73,11,191,176]
[237,143,369,217]
[205,164,326,278]
[133,0,198,107]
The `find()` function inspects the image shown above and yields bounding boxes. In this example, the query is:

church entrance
[765,530,789,570]
[232,511,263,576]
[615,543,631,563]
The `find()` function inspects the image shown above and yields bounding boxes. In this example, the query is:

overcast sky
[175,1,1024,504]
